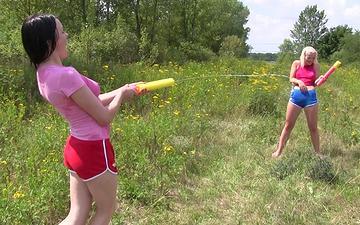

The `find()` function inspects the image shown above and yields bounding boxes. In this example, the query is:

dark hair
[21,14,58,69]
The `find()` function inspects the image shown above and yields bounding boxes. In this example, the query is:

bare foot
[114,199,121,214]
[315,152,325,159]
[272,150,282,158]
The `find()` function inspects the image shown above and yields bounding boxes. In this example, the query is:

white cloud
[344,5,360,17]
[242,0,360,53]
[246,12,292,53]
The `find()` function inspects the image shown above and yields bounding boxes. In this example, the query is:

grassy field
[0,58,359,224]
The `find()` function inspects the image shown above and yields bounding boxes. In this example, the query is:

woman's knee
[308,125,318,134]
[96,197,116,213]
[61,210,89,225]
[69,206,91,224]
[284,121,295,131]
[87,172,117,214]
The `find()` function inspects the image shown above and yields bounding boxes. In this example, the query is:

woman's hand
[297,80,307,92]
[129,82,149,96]
[119,84,136,102]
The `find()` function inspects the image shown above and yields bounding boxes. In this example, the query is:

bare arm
[98,88,122,106]
[71,85,134,126]
[314,63,320,78]
[98,81,146,106]
[289,60,308,91]
[289,60,301,85]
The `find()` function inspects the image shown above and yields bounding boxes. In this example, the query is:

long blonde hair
[300,46,318,67]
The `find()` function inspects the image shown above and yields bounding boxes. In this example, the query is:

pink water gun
[315,61,341,87]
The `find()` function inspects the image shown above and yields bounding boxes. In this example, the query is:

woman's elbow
[96,116,112,127]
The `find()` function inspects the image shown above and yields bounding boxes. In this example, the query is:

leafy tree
[219,35,248,58]
[0,4,24,63]
[196,0,250,53]
[277,38,296,63]
[290,5,328,54]
[1,0,96,34]
[0,0,251,64]
[249,53,277,61]
[331,32,360,64]
[317,25,353,60]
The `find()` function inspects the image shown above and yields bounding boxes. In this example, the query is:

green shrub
[69,17,139,65]
[0,9,24,64]
[270,155,297,180]
[219,35,247,58]
[307,158,338,183]
[163,47,187,65]
[179,42,216,62]
[247,89,278,116]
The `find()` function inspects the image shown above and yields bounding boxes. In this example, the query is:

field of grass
[0,58,359,224]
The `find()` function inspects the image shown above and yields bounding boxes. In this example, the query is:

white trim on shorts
[68,139,117,182]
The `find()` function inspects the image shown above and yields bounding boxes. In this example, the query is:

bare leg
[272,102,302,158]
[304,104,320,155]
[59,173,92,225]
[87,171,117,225]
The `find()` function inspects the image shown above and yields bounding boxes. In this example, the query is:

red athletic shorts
[63,136,118,181]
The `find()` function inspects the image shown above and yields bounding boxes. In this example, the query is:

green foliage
[249,53,277,61]
[290,5,328,53]
[277,38,297,63]
[270,155,298,180]
[1,0,90,34]
[317,25,353,60]
[1,0,252,65]
[1,58,359,224]
[163,47,188,65]
[139,29,160,64]
[247,90,278,116]
[331,32,360,64]
[0,5,24,64]
[179,42,216,62]
[271,150,338,184]
[307,158,338,183]
[69,17,139,64]
[196,0,250,53]
[246,76,281,117]
[219,35,248,58]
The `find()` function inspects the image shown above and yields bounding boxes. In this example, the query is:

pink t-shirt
[295,65,316,86]
[37,65,110,140]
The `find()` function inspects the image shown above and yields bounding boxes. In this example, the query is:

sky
[241,0,360,53]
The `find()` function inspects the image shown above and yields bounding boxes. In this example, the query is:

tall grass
[0,58,359,224]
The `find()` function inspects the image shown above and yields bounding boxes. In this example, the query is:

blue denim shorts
[289,87,318,108]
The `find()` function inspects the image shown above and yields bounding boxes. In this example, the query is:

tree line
[0,2,359,65]
[278,5,360,65]
[0,0,250,65]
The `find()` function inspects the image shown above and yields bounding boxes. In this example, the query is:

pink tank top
[295,65,316,86]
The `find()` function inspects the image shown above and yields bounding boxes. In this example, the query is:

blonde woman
[272,46,321,158]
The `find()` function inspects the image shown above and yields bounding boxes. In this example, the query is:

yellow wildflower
[163,144,174,152]
[13,191,25,199]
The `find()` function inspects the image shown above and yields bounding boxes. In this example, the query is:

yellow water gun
[130,78,175,95]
